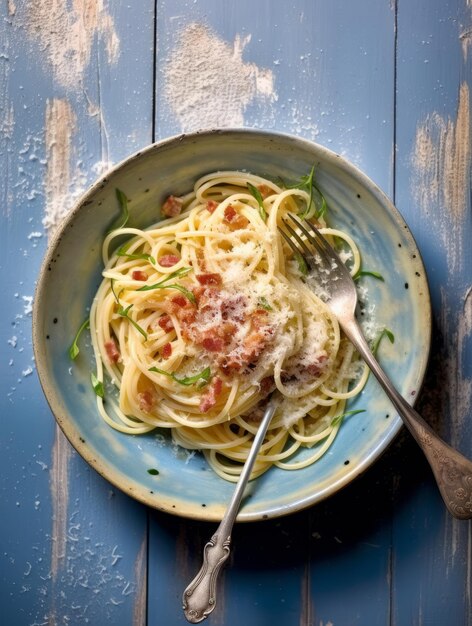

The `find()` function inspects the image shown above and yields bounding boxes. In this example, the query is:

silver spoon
[182,392,281,623]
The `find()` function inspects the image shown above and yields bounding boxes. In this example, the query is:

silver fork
[280,213,472,520]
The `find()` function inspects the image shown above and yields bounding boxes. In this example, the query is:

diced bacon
[218,355,243,375]
[161,195,183,217]
[196,273,222,287]
[199,377,223,413]
[202,336,225,352]
[163,297,196,338]
[304,354,328,377]
[242,331,268,362]
[260,376,275,396]
[193,286,219,310]
[104,339,120,363]
[249,309,269,329]
[223,204,249,230]
[219,327,272,375]
[132,270,148,281]
[171,294,188,308]
[305,363,322,376]
[224,204,237,222]
[206,199,219,214]
[157,315,174,333]
[257,184,273,199]
[196,248,207,271]
[162,342,172,359]
[221,295,247,323]
[158,254,180,267]
[138,390,155,413]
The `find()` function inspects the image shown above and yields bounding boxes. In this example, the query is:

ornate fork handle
[182,394,280,623]
[182,530,232,623]
[343,317,472,520]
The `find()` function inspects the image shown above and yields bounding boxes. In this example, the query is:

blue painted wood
[150,2,395,625]
[393,0,472,623]
[0,3,154,625]
[2,0,471,624]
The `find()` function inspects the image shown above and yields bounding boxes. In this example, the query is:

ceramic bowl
[33,129,431,521]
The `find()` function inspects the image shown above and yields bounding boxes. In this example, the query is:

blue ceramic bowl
[33,129,431,521]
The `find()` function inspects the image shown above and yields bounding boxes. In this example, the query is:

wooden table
[2,1,471,624]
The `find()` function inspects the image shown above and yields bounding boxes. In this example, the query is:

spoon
[182,392,281,623]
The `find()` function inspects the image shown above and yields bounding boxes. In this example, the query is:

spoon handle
[182,394,280,623]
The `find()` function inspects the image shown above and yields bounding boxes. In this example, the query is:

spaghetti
[90,170,368,481]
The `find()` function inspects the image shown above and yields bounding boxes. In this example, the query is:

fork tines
[280,213,342,271]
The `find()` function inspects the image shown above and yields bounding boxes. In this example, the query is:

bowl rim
[32,127,432,522]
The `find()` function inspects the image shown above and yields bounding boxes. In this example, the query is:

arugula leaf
[294,250,309,276]
[371,328,395,356]
[91,372,105,398]
[258,297,273,311]
[247,182,267,221]
[354,269,384,281]
[331,409,366,428]
[116,302,148,339]
[149,365,212,386]
[287,165,328,220]
[138,283,196,304]
[111,279,148,339]
[117,244,156,265]
[136,267,195,303]
[107,188,129,233]
[69,317,90,360]
[137,267,193,291]
[110,278,122,303]
[297,165,315,218]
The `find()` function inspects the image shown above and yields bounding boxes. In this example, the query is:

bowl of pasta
[33,129,431,521]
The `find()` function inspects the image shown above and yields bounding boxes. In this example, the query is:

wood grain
[1,0,471,624]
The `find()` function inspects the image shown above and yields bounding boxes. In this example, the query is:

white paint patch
[163,23,277,131]
[43,99,77,233]
[460,28,472,61]
[411,82,471,273]
[132,535,147,626]
[50,425,71,582]
[25,0,119,90]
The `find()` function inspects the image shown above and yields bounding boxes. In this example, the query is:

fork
[280,213,472,520]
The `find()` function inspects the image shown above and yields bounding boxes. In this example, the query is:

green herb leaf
[297,165,316,219]
[371,328,395,356]
[91,372,105,398]
[294,250,309,276]
[149,365,212,386]
[69,317,90,360]
[117,244,156,265]
[111,279,148,339]
[354,269,385,281]
[331,409,366,428]
[258,297,273,311]
[287,165,328,220]
[116,302,148,339]
[247,182,267,221]
[118,303,133,317]
[107,189,130,233]
[147,468,160,476]
[138,282,196,304]
[137,267,193,291]
[110,278,122,303]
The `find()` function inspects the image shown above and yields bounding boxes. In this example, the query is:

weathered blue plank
[0,2,154,625]
[150,2,395,625]
[393,0,472,623]
[2,0,471,624]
